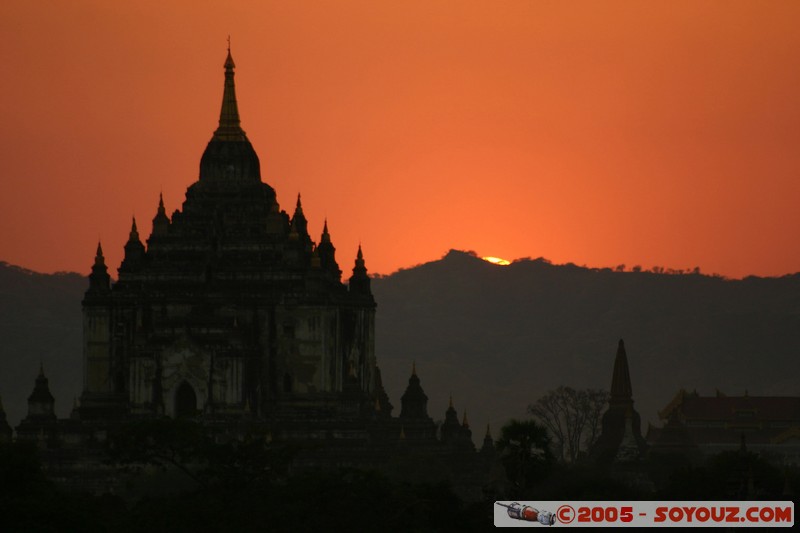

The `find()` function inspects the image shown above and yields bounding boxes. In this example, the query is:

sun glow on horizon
[482,256,511,266]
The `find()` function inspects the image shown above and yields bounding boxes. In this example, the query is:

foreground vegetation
[0,434,490,532]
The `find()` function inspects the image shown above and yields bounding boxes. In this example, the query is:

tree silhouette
[496,419,553,493]
[528,386,607,463]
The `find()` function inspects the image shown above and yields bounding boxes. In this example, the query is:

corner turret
[151,193,170,238]
[88,242,111,294]
[400,362,428,419]
[26,364,56,420]
[480,424,495,455]
[398,362,436,440]
[120,217,146,272]
[373,366,393,417]
[349,244,372,295]
[317,219,341,280]
[441,395,461,442]
[290,194,312,249]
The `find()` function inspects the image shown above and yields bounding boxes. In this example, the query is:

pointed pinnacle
[94,241,107,268]
[214,45,243,140]
[321,219,331,244]
[224,44,235,69]
[130,217,140,241]
[611,337,633,401]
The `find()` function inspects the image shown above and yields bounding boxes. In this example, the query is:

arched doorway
[175,381,197,418]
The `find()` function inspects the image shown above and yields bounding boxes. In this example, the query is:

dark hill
[371,250,800,436]
[1,253,799,442]
[0,262,85,427]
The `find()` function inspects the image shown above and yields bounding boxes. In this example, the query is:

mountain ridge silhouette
[1,252,798,446]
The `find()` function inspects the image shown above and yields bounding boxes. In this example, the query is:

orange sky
[1,1,799,278]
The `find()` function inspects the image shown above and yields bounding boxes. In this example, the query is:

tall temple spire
[588,339,647,464]
[610,339,633,404]
[199,45,261,182]
[213,43,245,141]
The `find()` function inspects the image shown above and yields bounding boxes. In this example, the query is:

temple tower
[77,48,377,424]
[589,339,648,463]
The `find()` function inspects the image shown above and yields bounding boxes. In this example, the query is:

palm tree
[496,419,554,493]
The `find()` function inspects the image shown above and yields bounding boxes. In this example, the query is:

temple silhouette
[587,340,799,495]
[589,339,648,464]
[5,48,501,498]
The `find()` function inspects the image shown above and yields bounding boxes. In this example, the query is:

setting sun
[482,256,511,266]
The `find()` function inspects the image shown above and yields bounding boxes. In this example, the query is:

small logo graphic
[557,504,576,524]
[496,502,556,525]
